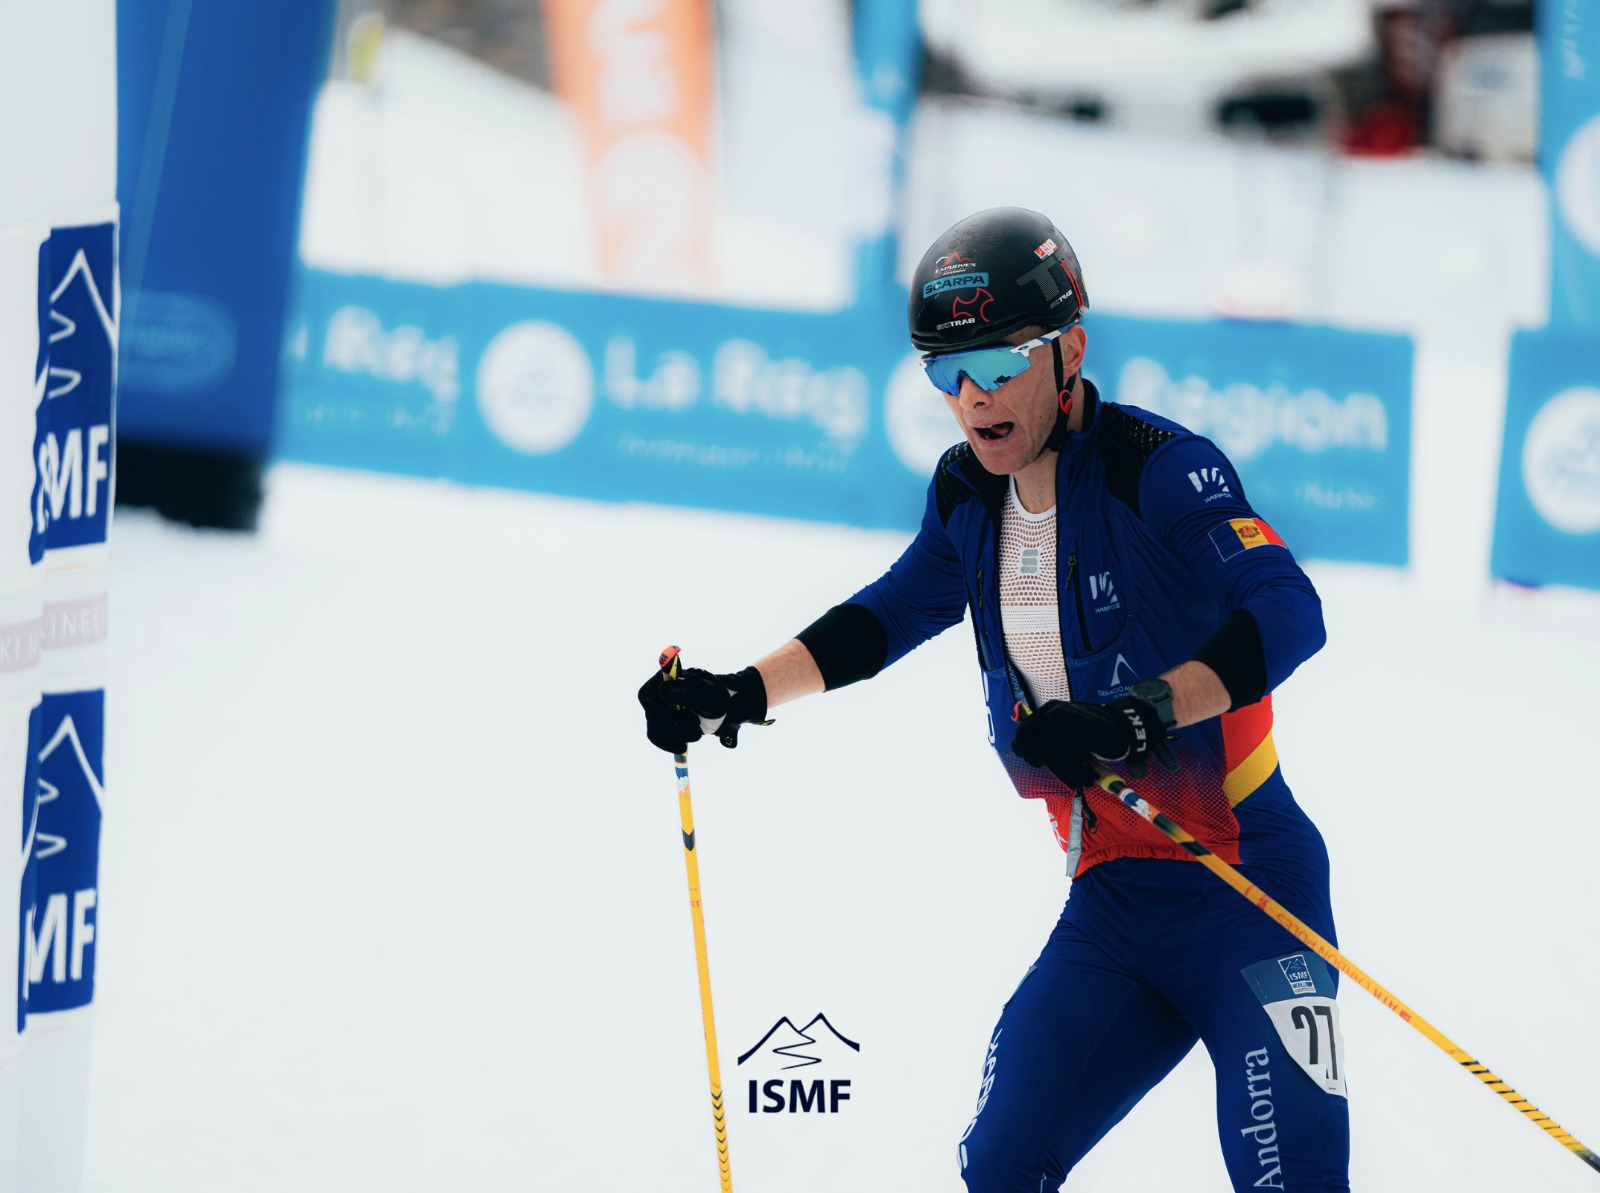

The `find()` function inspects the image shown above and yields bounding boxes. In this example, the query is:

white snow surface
[88,462,1600,1192]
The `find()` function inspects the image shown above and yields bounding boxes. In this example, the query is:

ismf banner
[1540,1,1600,326]
[26,690,101,1015]
[541,0,717,291]
[281,270,1414,565]
[1491,328,1600,590]
[33,224,116,559]
[26,220,116,1021]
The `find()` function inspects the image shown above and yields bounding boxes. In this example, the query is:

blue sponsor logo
[121,289,238,393]
[27,690,104,1014]
[921,272,988,298]
[32,223,116,558]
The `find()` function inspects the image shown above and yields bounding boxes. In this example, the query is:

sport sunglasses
[920,326,1072,397]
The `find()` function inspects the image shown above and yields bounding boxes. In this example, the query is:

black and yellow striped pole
[660,646,733,1192]
[1095,767,1600,1175]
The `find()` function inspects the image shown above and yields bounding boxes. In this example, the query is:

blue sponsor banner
[34,223,117,557]
[116,0,333,453]
[27,691,102,1014]
[283,271,923,529]
[1491,328,1600,590]
[1085,318,1413,565]
[282,271,1412,565]
[1540,2,1600,326]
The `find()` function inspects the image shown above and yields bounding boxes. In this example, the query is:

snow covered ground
[86,463,1600,1192]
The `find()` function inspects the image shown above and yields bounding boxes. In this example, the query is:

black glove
[1011,695,1178,788]
[638,664,768,753]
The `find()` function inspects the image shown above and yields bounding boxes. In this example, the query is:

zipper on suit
[973,566,995,670]
[1064,550,1092,655]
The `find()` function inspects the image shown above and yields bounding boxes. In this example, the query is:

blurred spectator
[1340,0,1533,159]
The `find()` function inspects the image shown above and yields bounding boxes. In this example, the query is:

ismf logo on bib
[1242,951,1347,1097]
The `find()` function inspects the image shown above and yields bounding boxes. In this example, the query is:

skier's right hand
[1011,695,1177,787]
[638,663,768,754]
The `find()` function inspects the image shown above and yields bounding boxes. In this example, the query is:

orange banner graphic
[543,0,716,291]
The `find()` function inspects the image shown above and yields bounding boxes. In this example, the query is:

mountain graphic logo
[739,1014,860,1115]
[737,1014,860,1070]
[46,246,117,401]
[34,712,107,861]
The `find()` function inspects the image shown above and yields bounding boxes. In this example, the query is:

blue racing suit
[811,383,1348,1190]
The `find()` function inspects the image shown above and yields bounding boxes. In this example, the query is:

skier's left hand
[1011,696,1178,788]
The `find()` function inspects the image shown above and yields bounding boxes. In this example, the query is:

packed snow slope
[89,463,1600,1192]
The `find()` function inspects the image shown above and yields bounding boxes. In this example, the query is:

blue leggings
[957,857,1350,1192]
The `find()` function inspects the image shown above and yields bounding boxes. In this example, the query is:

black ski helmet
[908,207,1089,354]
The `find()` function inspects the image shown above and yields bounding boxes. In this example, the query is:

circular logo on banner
[476,322,594,455]
[1556,116,1600,256]
[884,353,958,475]
[1522,386,1600,535]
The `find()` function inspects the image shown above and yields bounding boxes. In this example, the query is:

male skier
[640,207,1350,1191]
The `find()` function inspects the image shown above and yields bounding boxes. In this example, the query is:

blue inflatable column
[117,0,334,528]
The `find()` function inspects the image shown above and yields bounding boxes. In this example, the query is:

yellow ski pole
[658,646,733,1192]
[1092,765,1600,1176]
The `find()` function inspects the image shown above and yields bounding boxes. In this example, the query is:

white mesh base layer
[999,478,1070,707]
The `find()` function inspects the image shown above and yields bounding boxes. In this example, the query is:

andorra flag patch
[1210,517,1287,561]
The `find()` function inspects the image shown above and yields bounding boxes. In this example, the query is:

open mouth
[974,422,1014,442]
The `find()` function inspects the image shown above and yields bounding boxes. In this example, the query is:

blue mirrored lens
[921,345,1034,396]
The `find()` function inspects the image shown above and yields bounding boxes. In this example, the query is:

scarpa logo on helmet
[921,272,988,299]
